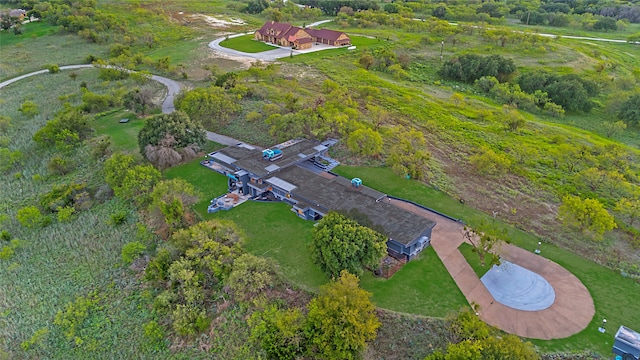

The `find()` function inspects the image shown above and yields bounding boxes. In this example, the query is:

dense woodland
[1,0,639,358]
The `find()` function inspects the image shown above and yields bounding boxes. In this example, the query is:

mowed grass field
[219,34,278,53]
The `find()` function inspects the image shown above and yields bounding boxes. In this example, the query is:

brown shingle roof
[305,28,346,42]
[256,21,294,39]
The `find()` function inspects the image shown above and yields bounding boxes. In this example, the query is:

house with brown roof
[254,21,350,50]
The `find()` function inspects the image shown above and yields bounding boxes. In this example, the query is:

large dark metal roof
[276,166,435,245]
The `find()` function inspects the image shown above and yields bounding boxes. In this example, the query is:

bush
[109,210,128,225]
[0,230,10,241]
[48,156,74,175]
[17,206,48,228]
[142,320,166,351]
[121,241,146,264]
[46,64,60,73]
[57,206,75,222]
[18,100,39,118]
[0,148,23,173]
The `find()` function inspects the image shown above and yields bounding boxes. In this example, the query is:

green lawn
[283,35,385,63]
[219,34,278,53]
[93,109,144,153]
[207,201,328,292]
[0,21,57,47]
[333,165,640,356]
[164,158,229,215]
[458,242,492,278]
[360,246,468,317]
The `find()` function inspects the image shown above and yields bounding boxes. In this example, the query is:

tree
[469,147,512,176]
[359,53,374,70]
[148,179,198,233]
[615,197,640,226]
[305,271,380,360]
[118,164,161,206]
[33,105,92,148]
[137,111,206,158]
[426,309,538,360]
[502,107,526,132]
[594,17,618,31]
[310,212,387,278]
[228,253,277,304]
[249,305,306,360]
[461,223,504,268]
[617,94,640,126]
[603,120,627,138]
[123,87,155,115]
[175,87,240,130]
[433,5,447,19]
[558,195,617,238]
[16,206,48,228]
[387,127,431,180]
[347,128,382,157]
[104,153,136,190]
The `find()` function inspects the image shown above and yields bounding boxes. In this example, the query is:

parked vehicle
[614,326,640,360]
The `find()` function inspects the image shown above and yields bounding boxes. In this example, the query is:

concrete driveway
[208,20,345,62]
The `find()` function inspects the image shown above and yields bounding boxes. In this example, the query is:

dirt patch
[189,14,246,28]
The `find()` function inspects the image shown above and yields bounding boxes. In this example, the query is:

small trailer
[614,326,640,360]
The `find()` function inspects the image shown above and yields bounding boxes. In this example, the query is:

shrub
[109,210,128,225]
[17,206,47,228]
[121,241,146,264]
[20,328,49,351]
[0,148,23,173]
[0,115,11,132]
[171,304,210,336]
[53,291,101,344]
[46,64,60,73]
[57,206,75,222]
[18,100,39,118]
[48,156,74,175]
[142,321,166,351]
[0,230,10,241]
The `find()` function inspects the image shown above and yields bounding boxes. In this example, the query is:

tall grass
[0,70,161,358]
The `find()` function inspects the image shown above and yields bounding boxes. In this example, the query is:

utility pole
[440,40,444,62]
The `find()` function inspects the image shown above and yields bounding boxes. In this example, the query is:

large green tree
[138,111,205,154]
[310,212,387,277]
[617,93,640,126]
[175,86,240,130]
[426,309,538,360]
[305,271,380,360]
[387,127,431,180]
[558,195,617,238]
[148,179,199,234]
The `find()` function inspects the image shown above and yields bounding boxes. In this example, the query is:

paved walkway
[388,198,595,340]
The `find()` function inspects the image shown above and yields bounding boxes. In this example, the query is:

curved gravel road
[0,65,243,146]
[0,65,180,114]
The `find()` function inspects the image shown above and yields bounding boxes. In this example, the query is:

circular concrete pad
[481,260,555,311]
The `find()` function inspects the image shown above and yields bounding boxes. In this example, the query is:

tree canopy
[310,211,387,278]
[137,111,206,164]
[305,271,380,359]
[558,195,617,239]
[426,309,538,360]
[440,54,516,83]
[175,86,241,131]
